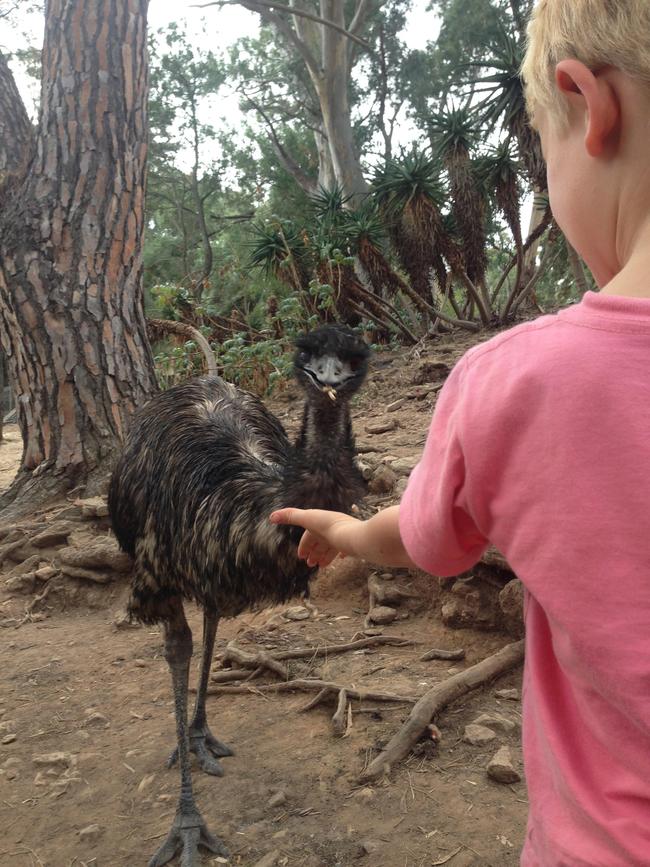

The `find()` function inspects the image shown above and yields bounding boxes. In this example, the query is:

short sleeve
[399,357,488,577]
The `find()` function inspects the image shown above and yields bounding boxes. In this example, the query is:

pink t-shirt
[399,291,650,866]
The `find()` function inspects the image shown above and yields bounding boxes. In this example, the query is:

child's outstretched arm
[269,505,415,569]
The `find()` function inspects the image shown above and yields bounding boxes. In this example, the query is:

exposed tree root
[204,678,417,705]
[358,640,525,782]
[419,648,466,662]
[212,635,417,684]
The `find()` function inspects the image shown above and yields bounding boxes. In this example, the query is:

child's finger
[270,507,307,527]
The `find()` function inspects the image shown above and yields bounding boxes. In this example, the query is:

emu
[108,325,369,866]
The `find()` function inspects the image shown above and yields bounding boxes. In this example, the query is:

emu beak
[323,386,337,402]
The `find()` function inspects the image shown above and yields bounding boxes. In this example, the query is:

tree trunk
[0,0,158,509]
[0,52,33,184]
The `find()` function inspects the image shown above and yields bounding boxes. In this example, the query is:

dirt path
[0,334,527,867]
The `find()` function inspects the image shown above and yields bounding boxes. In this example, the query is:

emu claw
[148,807,228,867]
[167,726,234,776]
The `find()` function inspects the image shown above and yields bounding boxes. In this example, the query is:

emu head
[293,325,370,403]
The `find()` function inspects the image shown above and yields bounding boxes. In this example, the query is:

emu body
[108,326,369,866]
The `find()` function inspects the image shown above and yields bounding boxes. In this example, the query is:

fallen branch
[213,635,416,683]
[204,677,417,705]
[358,640,525,782]
[419,648,466,662]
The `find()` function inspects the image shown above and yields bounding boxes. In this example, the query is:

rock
[3,757,21,767]
[34,566,58,582]
[388,456,419,475]
[78,824,102,842]
[76,497,110,519]
[441,574,503,631]
[0,720,16,734]
[84,711,110,728]
[487,746,521,784]
[495,688,520,701]
[386,398,406,413]
[411,361,450,385]
[284,606,309,621]
[34,771,49,786]
[64,565,115,583]
[406,385,438,401]
[368,574,415,606]
[5,573,37,594]
[356,460,375,481]
[58,540,132,574]
[368,464,398,495]
[31,522,75,548]
[33,752,74,769]
[394,478,409,497]
[472,713,517,734]
[252,851,281,867]
[361,839,382,854]
[267,790,287,809]
[499,579,525,638]
[355,787,376,801]
[368,605,397,625]
[365,418,397,435]
[463,724,497,746]
[6,768,19,780]
[2,734,17,744]
[134,659,147,668]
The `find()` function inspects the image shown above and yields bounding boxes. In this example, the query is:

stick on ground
[358,640,525,783]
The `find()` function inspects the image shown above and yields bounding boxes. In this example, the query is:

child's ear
[555,59,620,157]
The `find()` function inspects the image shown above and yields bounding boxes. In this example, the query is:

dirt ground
[0,333,528,867]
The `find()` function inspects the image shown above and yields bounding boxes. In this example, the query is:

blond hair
[522,0,650,126]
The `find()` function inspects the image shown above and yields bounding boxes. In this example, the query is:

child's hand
[269,508,360,568]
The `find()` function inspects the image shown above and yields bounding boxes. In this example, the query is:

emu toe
[148,807,228,867]
[167,726,234,776]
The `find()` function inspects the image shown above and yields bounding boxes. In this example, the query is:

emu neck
[295,398,352,460]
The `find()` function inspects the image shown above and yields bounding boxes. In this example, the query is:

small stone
[34,771,49,786]
[78,824,102,842]
[272,829,289,840]
[284,606,309,621]
[6,768,19,780]
[267,790,287,809]
[84,712,110,728]
[472,713,517,734]
[356,787,375,801]
[463,724,497,746]
[386,398,406,413]
[31,523,74,548]
[158,794,173,802]
[3,757,21,767]
[2,734,17,744]
[487,746,521,784]
[368,465,398,495]
[365,418,397,435]
[34,566,58,582]
[134,659,147,668]
[76,497,110,519]
[33,752,73,768]
[388,456,419,475]
[0,720,16,734]
[361,839,382,854]
[368,605,397,625]
[495,689,520,701]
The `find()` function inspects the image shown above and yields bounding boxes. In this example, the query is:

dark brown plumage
[108,325,369,866]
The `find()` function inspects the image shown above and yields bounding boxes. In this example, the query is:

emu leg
[167,610,234,776]
[150,600,228,867]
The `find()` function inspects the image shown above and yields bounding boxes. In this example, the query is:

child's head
[522,0,650,289]
[522,0,650,131]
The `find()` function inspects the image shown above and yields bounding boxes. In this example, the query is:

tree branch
[0,51,34,183]
[196,0,371,49]
[245,97,317,193]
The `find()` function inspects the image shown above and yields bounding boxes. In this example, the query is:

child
[271,1,650,864]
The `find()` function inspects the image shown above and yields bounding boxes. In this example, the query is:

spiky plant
[429,105,488,293]
[475,142,522,248]
[372,151,448,304]
[341,203,409,299]
[248,219,313,293]
[466,22,546,189]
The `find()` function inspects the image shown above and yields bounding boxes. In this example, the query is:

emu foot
[148,806,228,867]
[167,726,234,776]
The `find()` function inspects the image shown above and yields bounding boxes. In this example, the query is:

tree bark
[0,0,158,508]
[0,51,33,184]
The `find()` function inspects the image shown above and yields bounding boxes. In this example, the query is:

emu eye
[298,350,310,364]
